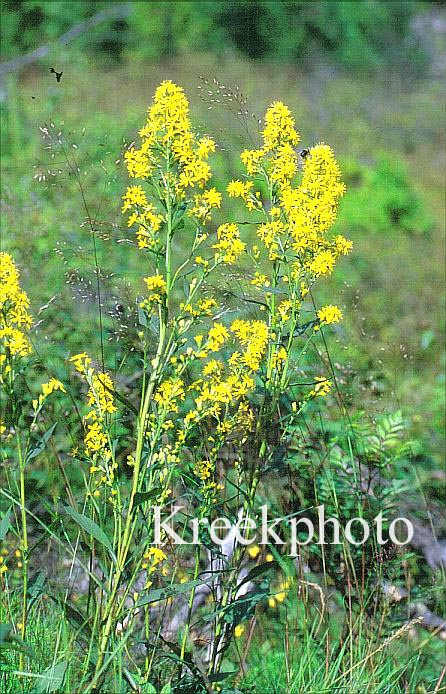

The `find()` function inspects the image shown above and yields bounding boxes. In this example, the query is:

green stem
[89,153,174,692]
[16,434,28,671]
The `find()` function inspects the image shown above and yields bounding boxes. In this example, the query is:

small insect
[299,148,310,159]
[49,67,63,83]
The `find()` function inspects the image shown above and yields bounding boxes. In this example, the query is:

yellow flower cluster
[70,354,117,498]
[122,81,220,249]
[194,459,213,481]
[227,180,253,199]
[232,101,351,293]
[87,373,117,415]
[240,148,265,175]
[32,378,66,412]
[141,274,167,310]
[122,187,164,251]
[268,578,292,608]
[262,101,300,152]
[309,376,332,398]
[142,546,167,589]
[251,272,269,288]
[257,219,286,260]
[189,187,222,223]
[317,304,343,325]
[207,322,229,352]
[0,555,7,576]
[212,223,245,264]
[188,436,225,505]
[154,377,185,414]
[231,319,269,372]
[0,254,32,372]
[180,297,216,319]
[189,319,268,418]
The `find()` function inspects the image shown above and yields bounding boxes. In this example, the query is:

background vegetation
[1,1,445,692]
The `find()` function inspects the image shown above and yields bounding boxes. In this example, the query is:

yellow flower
[203,187,222,207]
[41,378,66,397]
[142,546,167,573]
[234,624,245,638]
[256,220,285,250]
[0,254,32,363]
[317,305,343,325]
[33,378,66,412]
[141,274,167,309]
[213,223,246,264]
[190,187,222,222]
[196,137,216,159]
[84,420,108,453]
[0,327,32,359]
[231,319,269,372]
[207,323,229,352]
[194,256,209,268]
[277,299,293,323]
[194,459,213,481]
[0,556,7,575]
[240,148,265,175]
[309,251,336,277]
[262,101,300,152]
[310,376,332,398]
[334,234,353,256]
[227,180,253,199]
[121,185,148,211]
[270,142,298,186]
[251,272,269,288]
[154,378,185,413]
[69,352,92,374]
[87,373,117,415]
[248,544,261,559]
[144,274,167,292]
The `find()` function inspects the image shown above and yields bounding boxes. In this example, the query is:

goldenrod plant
[12,81,438,694]
[79,80,350,687]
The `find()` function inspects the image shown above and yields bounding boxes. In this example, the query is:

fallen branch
[0,4,132,77]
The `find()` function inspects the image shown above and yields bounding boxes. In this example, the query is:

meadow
[0,6,445,693]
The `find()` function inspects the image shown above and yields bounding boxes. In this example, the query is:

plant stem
[89,151,174,692]
[16,433,28,671]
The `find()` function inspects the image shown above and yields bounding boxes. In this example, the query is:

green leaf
[208,671,238,683]
[64,506,114,556]
[134,487,164,507]
[136,578,203,608]
[27,571,46,609]
[0,507,11,542]
[33,660,67,693]
[237,560,279,590]
[0,623,36,662]
[48,595,92,639]
[26,422,58,462]
[0,623,12,643]
[138,306,148,327]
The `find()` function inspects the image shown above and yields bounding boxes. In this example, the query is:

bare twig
[0,4,132,77]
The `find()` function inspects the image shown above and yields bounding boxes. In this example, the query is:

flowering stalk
[62,82,351,688]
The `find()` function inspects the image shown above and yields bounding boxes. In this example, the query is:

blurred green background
[1,0,444,465]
